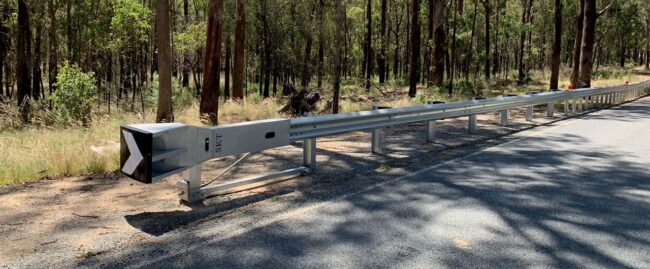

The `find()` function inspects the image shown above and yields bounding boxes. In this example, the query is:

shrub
[246,92,263,104]
[456,79,485,97]
[49,62,98,126]
[411,92,427,104]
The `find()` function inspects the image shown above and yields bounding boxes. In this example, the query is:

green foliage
[456,80,486,97]
[175,22,207,55]
[246,92,263,104]
[592,69,634,81]
[109,0,152,49]
[411,92,427,104]
[49,62,98,125]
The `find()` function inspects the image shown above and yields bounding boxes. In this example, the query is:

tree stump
[280,90,321,115]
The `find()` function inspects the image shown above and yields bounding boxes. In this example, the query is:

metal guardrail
[119,81,650,203]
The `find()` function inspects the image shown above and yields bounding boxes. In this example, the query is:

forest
[1,0,650,182]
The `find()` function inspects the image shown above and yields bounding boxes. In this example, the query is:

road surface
[85,97,650,268]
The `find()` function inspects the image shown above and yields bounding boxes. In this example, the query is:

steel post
[572,99,577,115]
[500,109,508,126]
[371,128,383,154]
[303,138,317,169]
[468,114,477,134]
[427,121,437,142]
[546,102,554,118]
[564,99,570,116]
[178,164,203,204]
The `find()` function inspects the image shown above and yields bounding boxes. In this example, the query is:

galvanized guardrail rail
[119,81,650,203]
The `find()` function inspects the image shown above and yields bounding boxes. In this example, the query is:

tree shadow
[85,118,650,268]
[120,115,535,237]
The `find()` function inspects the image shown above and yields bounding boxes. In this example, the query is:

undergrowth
[0,69,644,185]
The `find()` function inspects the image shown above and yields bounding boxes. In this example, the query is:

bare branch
[597,0,616,18]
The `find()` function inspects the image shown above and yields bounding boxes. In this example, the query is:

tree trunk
[17,0,32,121]
[578,0,596,88]
[432,0,445,86]
[408,0,420,97]
[492,0,500,76]
[646,11,649,70]
[317,0,325,89]
[549,0,562,90]
[155,0,174,123]
[365,0,372,90]
[48,0,57,99]
[181,0,190,88]
[483,0,490,80]
[200,0,224,124]
[0,4,7,99]
[517,0,531,85]
[232,0,245,99]
[32,20,43,100]
[378,0,387,84]
[301,6,314,90]
[570,0,585,87]
[465,0,477,80]
[261,0,271,97]
[333,0,344,114]
[224,34,231,99]
[393,4,401,81]
[449,0,458,95]
[619,36,626,68]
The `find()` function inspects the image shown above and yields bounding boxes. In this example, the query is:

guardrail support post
[500,109,508,126]
[427,121,437,142]
[371,128,383,154]
[525,106,534,121]
[608,93,613,105]
[178,164,202,204]
[468,115,477,134]
[303,138,317,169]
[546,102,555,118]
[564,99,570,116]
[597,95,603,108]
[571,99,577,115]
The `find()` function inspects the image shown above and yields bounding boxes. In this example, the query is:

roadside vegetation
[0,0,649,184]
[0,66,642,185]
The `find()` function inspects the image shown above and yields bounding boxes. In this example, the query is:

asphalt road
[87,97,650,269]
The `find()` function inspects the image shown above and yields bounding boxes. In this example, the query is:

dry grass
[0,95,286,185]
[0,69,646,185]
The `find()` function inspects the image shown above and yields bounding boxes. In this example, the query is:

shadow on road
[96,100,650,268]
[123,116,528,236]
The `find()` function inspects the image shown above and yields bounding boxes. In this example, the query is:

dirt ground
[0,103,608,267]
